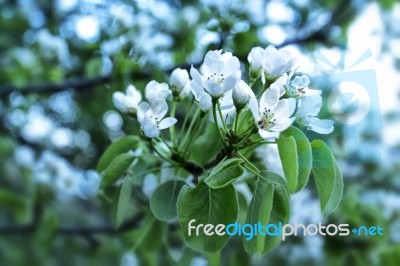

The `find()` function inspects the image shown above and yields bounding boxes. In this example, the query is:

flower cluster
[112,45,333,141]
[106,46,340,256]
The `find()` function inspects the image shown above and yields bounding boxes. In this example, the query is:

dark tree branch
[0,75,111,97]
[0,0,348,99]
[0,212,145,236]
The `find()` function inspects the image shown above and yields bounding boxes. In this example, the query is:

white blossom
[248,45,296,83]
[190,80,235,112]
[296,95,334,134]
[285,73,321,98]
[253,86,296,139]
[190,50,241,98]
[137,100,177,138]
[145,80,172,103]
[112,85,142,113]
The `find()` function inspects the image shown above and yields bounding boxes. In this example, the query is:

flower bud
[169,68,189,93]
[248,47,264,80]
[233,80,253,110]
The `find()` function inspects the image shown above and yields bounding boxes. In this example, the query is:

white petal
[137,102,151,123]
[190,66,204,84]
[222,71,239,92]
[271,117,295,132]
[260,86,279,112]
[233,80,251,107]
[199,94,212,111]
[284,57,297,72]
[259,129,279,140]
[266,45,278,53]
[260,71,265,84]
[157,83,172,99]
[288,98,297,116]
[158,117,177,130]
[181,82,192,99]
[222,56,240,77]
[189,80,204,100]
[220,90,234,110]
[151,100,168,119]
[291,75,310,88]
[144,80,157,101]
[249,96,259,121]
[273,99,291,118]
[170,68,189,91]
[297,95,322,117]
[303,87,321,96]
[203,50,224,74]
[302,117,334,134]
[248,47,264,69]
[204,80,223,97]
[145,81,171,102]
[112,92,127,113]
[126,85,142,102]
[271,74,288,96]
[143,122,160,138]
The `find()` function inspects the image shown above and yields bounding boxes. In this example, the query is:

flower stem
[178,101,194,140]
[158,135,172,150]
[212,100,228,147]
[236,140,276,150]
[217,101,229,134]
[183,113,206,157]
[235,125,258,147]
[180,107,201,151]
[149,139,179,166]
[234,109,241,134]
[169,101,177,146]
[236,152,260,174]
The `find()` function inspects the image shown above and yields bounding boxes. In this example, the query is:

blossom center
[150,115,161,128]
[258,108,276,130]
[286,84,306,98]
[206,72,225,84]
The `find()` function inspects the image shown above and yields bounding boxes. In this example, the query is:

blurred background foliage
[0,0,400,265]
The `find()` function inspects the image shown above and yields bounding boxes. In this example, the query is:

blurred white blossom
[113,85,142,114]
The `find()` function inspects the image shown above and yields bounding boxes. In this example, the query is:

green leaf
[277,135,298,193]
[132,213,157,251]
[177,182,238,253]
[311,140,343,216]
[191,122,223,165]
[261,171,291,254]
[244,176,274,255]
[116,177,133,228]
[282,126,312,192]
[97,136,139,172]
[205,158,244,188]
[101,153,135,188]
[244,171,290,255]
[0,189,28,222]
[150,180,185,221]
